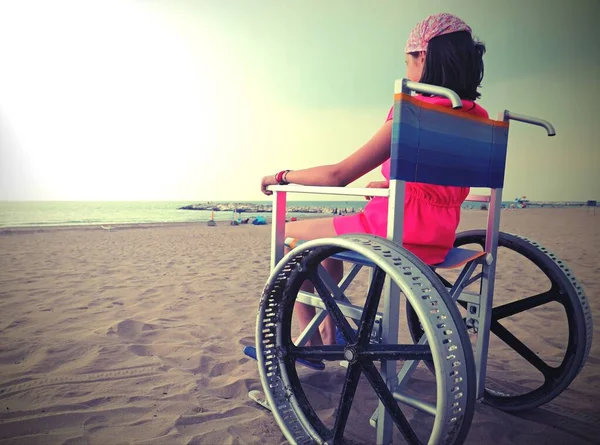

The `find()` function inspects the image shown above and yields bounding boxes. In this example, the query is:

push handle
[503,110,556,136]
[395,78,463,109]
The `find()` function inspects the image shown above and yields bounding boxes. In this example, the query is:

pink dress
[332,95,489,265]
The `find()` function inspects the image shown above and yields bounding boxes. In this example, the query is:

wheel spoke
[490,319,556,381]
[360,360,422,444]
[333,363,362,441]
[492,289,558,320]
[290,345,346,361]
[356,266,386,345]
[360,344,433,361]
[310,270,355,341]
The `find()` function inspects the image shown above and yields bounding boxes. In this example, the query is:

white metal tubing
[270,191,287,271]
[393,391,437,417]
[377,276,400,445]
[371,380,438,425]
[268,184,389,198]
[375,82,410,443]
[396,79,463,109]
[469,109,555,396]
[295,309,327,346]
[474,187,503,399]
[386,179,405,246]
[296,263,367,346]
[336,263,364,296]
[391,259,479,399]
[266,78,478,440]
[456,292,482,305]
[394,331,429,390]
[296,290,382,322]
[504,110,556,136]
[317,264,349,300]
[465,194,491,203]
[448,261,481,302]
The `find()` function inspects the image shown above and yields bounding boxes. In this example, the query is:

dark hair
[411,31,486,101]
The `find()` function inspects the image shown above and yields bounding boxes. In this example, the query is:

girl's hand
[364,180,389,200]
[261,174,278,196]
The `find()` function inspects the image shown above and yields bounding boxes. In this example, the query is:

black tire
[406,230,593,412]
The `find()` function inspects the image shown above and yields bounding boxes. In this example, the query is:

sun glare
[0,1,233,200]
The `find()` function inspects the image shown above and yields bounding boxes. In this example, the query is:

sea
[0,200,368,229]
[0,199,572,229]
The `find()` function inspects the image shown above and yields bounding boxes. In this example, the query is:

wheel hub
[343,346,358,363]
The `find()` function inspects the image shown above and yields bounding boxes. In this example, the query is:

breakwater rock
[179,202,358,214]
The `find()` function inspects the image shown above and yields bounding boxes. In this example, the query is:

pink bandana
[405,13,472,53]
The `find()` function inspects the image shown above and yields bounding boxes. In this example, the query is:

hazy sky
[1,0,598,202]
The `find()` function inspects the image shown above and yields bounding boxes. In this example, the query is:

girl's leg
[285,217,342,346]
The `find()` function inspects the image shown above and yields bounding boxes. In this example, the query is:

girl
[260,13,489,360]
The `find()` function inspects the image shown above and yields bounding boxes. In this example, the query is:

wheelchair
[248,79,593,444]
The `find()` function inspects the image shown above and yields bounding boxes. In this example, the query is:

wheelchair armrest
[267,184,388,269]
[267,184,389,198]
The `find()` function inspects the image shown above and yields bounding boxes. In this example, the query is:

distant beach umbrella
[207,210,216,226]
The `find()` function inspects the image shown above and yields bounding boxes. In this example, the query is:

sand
[0,208,598,445]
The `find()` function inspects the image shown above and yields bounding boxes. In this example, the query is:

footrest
[433,247,485,269]
[243,345,325,371]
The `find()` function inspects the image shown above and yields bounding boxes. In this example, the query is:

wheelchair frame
[252,79,589,445]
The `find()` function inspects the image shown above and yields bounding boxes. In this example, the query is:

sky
[0,0,598,202]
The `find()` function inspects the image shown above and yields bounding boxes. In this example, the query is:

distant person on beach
[260,13,489,351]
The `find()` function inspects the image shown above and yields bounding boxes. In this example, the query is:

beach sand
[0,208,598,444]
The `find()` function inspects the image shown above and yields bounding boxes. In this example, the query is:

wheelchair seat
[285,237,486,269]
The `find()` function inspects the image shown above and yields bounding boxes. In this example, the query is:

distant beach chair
[245,80,593,445]
[587,200,597,216]
[230,210,243,225]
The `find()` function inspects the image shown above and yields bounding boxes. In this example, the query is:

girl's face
[405,52,426,82]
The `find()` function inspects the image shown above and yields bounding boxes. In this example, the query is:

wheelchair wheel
[255,234,475,445]
[406,230,593,412]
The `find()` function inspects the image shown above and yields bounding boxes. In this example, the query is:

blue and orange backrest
[390,93,510,189]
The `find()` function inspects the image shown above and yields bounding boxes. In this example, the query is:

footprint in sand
[175,405,258,426]
[5,318,27,329]
[128,344,153,357]
[107,319,158,338]
[207,359,245,378]
[83,414,109,435]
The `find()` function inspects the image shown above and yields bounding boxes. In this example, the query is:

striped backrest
[390,93,510,188]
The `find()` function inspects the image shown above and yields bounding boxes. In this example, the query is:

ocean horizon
[0,200,368,229]
[0,199,591,229]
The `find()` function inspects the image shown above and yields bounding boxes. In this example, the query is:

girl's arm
[261,119,393,195]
